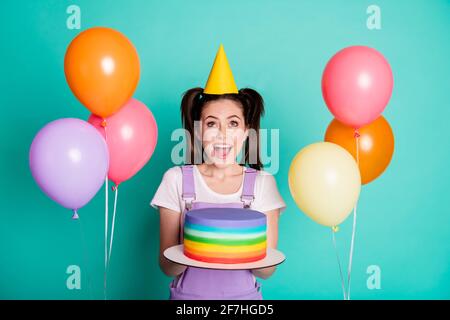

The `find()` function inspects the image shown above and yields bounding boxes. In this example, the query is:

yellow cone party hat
[204,44,238,94]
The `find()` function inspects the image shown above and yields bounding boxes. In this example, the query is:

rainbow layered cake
[183,208,267,264]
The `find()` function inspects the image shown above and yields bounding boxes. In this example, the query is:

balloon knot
[354,130,360,138]
[72,211,79,220]
[101,120,107,127]
[332,225,339,233]
[112,185,117,192]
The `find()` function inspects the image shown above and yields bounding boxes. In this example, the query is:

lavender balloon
[29,118,109,219]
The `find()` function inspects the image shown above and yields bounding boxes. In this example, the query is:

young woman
[151,45,285,299]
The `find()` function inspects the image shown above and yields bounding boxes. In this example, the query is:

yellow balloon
[288,142,361,227]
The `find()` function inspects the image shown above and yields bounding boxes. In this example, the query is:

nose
[216,124,227,139]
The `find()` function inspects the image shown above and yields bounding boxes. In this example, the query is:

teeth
[213,144,232,158]
[213,144,232,149]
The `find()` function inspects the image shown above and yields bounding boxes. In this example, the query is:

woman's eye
[206,121,217,128]
[229,120,239,127]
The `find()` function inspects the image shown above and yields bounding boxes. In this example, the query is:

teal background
[1,0,449,299]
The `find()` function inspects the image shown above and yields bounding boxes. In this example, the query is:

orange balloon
[325,116,394,185]
[64,27,140,118]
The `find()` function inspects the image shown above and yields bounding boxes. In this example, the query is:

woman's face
[200,99,248,166]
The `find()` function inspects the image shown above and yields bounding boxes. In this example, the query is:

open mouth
[212,144,233,160]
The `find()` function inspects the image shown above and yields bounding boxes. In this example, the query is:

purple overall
[169,165,263,300]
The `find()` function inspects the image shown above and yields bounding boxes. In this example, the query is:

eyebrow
[204,115,241,120]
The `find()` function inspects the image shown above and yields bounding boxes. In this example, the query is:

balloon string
[108,185,119,263]
[355,131,360,164]
[347,197,358,300]
[77,214,93,300]
[347,132,360,300]
[332,229,347,300]
[103,119,109,301]
[104,176,108,300]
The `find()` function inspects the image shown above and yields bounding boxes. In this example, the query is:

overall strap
[175,165,196,287]
[179,165,196,247]
[181,165,196,210]
[241,167,257,208]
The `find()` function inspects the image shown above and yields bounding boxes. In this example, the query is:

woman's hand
[252,209,280,279]
[159,207,187,277]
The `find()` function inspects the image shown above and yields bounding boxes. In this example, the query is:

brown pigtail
[238,88,265,170]
[180,87,203,164]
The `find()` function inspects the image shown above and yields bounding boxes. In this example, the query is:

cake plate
[163,244,286,270]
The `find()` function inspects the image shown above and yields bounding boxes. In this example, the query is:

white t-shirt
[150,165,286,214]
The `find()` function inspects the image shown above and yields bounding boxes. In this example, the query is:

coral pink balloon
[322,46,393,128]
[88,98,158,185]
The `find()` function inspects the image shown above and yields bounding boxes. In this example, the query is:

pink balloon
[322,46,393,128]
[88,98,158,185]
